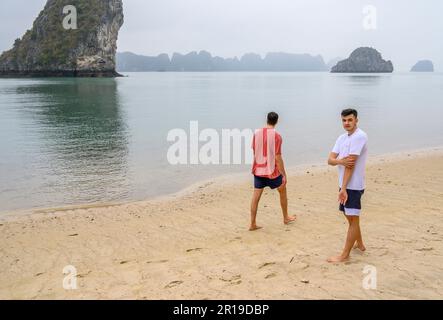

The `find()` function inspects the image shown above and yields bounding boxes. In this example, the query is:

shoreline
[0,146,442,299]
[2,145,442,223]
[2,145,442,222]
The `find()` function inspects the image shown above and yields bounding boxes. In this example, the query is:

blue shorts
[339,189,365,216]
[254,175,283,190]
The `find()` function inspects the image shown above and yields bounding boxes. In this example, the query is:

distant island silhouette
[410,60,434,72]
[116,51,329,72]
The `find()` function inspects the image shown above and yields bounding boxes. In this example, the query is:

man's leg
[344,214,366,251]
[353,216,366,251]
[277,184,296,224]
[328,216,360,262]
[250,188,264,231]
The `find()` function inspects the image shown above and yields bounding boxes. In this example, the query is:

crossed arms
[273,151,355,190]
[328,153,359,204]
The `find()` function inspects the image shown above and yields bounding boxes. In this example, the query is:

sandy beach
[0,148,442,299]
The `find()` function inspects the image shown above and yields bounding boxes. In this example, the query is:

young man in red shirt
[249,112,296,231]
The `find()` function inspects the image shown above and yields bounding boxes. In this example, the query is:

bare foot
[327,255,349,263]
[353,243,366,252]
[249,225,263,231]
[284,215,297,225]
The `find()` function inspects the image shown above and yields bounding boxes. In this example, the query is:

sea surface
[1,72,442,213]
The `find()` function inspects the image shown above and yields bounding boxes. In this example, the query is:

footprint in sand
[77,270,92,278]
[378,250,389,257]
[186,248,204,253]
[164,280,183,289]
[416,247,433,252]
[219,274,242,285]
[146,259,168,264]
[265,273,277,279]
[258,262,276,269]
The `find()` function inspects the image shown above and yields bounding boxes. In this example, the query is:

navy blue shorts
[254,175,283,189]
[339,189,365,216]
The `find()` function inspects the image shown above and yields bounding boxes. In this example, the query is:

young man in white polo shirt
[327,108,368,263]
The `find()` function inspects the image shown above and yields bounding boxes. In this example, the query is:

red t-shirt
[251,128,282,179]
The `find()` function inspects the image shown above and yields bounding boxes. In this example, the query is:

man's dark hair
[341,108,358,118]
[267,112,279,125]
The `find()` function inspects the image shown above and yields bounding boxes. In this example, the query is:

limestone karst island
[331,47,394,73]
[0,0,124,77]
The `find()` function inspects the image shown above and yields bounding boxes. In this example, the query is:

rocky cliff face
[0,0,124,77]
[331,47,393,73]
[410,60,434,72]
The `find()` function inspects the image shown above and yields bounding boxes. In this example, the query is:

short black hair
[267,112,279,125]
[341,108,358,118]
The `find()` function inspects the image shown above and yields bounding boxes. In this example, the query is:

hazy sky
[0,0,442,71]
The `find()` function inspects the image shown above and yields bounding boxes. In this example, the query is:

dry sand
[0,148,442,299]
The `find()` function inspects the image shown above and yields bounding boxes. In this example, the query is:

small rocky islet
[330,47,394,73]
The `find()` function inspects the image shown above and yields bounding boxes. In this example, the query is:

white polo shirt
[332,128,368,191]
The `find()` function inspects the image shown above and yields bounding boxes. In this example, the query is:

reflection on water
[0,79,131,211]
[342,74,383,86]
[0,72,442,213]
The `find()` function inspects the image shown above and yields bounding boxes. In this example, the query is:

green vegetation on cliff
[0,0,123,76]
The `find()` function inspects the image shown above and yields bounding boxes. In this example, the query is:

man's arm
[276,154,287,185]
[328,152,355,168]
[338,155,358,204]
[328,152,341,166]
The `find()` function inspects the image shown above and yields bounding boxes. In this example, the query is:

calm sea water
[1,72,442,213]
